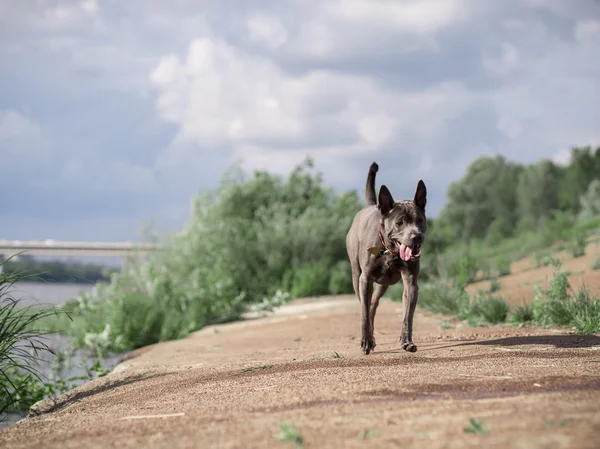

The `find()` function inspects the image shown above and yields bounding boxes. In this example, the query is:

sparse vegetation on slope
[43,146,600,352]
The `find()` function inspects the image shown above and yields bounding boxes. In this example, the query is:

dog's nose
[412,233,424,244]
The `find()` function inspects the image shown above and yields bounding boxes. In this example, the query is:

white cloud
[483,43,519,77]
[575,19,600,40]
[326,0,465,33]
[150,37,473,176]
[290,0,467,60]
[246,13,288,49]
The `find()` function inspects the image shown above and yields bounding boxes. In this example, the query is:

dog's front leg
[359,273,375,355]
[399,267,419,353]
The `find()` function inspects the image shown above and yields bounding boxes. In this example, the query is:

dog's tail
[365,162,378,206]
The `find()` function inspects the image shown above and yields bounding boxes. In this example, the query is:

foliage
[459,292,510,325]
[328,260,354,295]
[277,423,304,448]
[0,259,106,418]
[516,159,561,231]
[442,155,522,241]
[37,146,600,351]
[509,303,534,324]
[48,159,362,353]
[531,261,600,333]
[569,227,587,258]
[464,418,488,435]
[579,179,600,220]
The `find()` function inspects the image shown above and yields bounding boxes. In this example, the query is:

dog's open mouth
[395,242,422,262]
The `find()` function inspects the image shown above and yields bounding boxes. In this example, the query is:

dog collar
[377,219,399,258]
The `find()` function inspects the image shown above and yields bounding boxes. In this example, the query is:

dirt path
[1,296,600,449]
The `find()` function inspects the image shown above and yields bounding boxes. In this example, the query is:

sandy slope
[1,296,599,449]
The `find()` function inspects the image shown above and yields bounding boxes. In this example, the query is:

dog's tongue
[396,242,412,261]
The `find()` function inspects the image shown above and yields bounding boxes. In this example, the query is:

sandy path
[1,296,599,449]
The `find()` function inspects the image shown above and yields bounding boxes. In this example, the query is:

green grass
[459,293,510,325]
[0,258,110,416]
[530,261,600,333]
[404,280,509,326]
[464,418,487,435]
[412,280,467,315]
[509,303,535,324]
[489,278,501,293]
[0,260,66,414]
[276,423,304,448]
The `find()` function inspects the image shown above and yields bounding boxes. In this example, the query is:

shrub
[489,278,501,293]
[0,258,68,414]
[509,303,534,324]
[456,254,479,289]
[328,260,354,295]
[45,160,363,353]
[495,255,511,277]
[592,257,600,271]
[569,227,587,258]
[459,292,510,325]
[290,261,332,298]
[531,262,600,333]
[416,280,467,315]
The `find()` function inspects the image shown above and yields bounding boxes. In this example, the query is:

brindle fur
[346,162,427,355]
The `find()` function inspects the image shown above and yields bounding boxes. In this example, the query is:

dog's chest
[369,256,404,285]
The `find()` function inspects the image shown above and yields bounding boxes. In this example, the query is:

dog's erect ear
[413,180,427,210]
[378,185,395,215]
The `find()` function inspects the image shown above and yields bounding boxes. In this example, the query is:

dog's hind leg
[359,273,375,354]
[399,268,419,353]
[350,261,361,300]
[369,284,388,349]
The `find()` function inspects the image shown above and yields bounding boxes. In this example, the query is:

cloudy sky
[1,0,599,242]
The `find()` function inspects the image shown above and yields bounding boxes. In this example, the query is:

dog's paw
[402,342,417,352]
[360,336,375,355]
[399,336,417,353]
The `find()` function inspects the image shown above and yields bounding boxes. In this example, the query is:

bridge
[0,240,162,258]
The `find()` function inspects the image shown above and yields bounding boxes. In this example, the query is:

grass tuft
[277,423,304,448]
[0,257,68,415]
[464,418,487,435]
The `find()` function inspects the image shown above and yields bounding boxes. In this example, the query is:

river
[1,282,122,429]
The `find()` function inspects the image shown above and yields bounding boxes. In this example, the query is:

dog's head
[378,181,427,262]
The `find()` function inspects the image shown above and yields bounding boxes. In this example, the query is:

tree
[579,179,600,220]
[516,159,561,230]
[441,156,522,241]
[558,146,597,213]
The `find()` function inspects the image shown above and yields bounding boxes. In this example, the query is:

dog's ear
[378,185,395,215]
[413,180,427,210]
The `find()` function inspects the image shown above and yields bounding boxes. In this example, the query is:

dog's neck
[377,218,398,258]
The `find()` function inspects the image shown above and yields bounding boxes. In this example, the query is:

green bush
[328,260,354,295]
[0,258,72,415]
[416,280,467,315]
[592,256,600,270]
[495,255,511,277]
[456,254,479,289]
[46,160,362,353]
[509,303,534,324]
[489,278,501,293]
[290,261,332,298]
[531,262,600,333]
[459,292,510,325]
[569,227,587,258]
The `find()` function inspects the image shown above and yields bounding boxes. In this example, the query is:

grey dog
[346,162,427,355]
